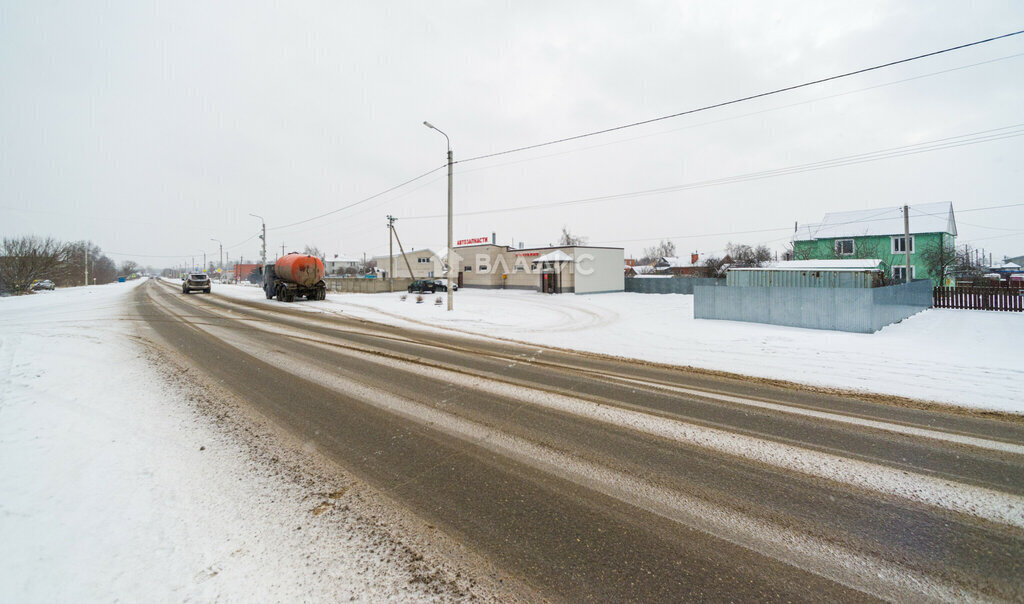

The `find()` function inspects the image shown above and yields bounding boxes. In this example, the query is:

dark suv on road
[407,279,437,293]
[182,273,211,294]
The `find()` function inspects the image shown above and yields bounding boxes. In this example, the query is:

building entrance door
[540,265,560,293]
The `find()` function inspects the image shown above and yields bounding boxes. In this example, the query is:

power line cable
[266,164,446,231]
[454,51,1024,176]
[106,233,259,259]
[400,125,1024,221]
[595,204,1024,249]
[458,30,1024,163]
[256,49,1024,239]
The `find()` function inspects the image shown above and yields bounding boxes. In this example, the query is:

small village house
[653,253,707,277]
[323,253,361,275]
[793,202,957,285]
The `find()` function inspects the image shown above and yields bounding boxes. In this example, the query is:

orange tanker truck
[262,253,327,302]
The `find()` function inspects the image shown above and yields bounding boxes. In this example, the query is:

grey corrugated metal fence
[625,277,724,294]
[693,280,933,333]
[325,277,413,293]
[726,269,881,288]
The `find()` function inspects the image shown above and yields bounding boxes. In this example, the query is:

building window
[515,265,525,272]
[418,257,428,263]
[835,239,855,256]
[478,265,488,272]
[892,266,916,280]
[464,265,472,272]
[891,235,915,254]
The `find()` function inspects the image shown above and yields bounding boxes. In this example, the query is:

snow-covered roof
[795,202,956,241]
[989,262,1021,270]
[731,259,884,272]
[632,274,673,279]
[370,249,438,262]
[657,255,704,268]
[532,250,573,263]
[324,254,360,263]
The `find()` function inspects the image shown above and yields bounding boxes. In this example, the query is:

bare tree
[120,260,140,277]
[953,245,988,285]
[93,255,117,284]
[640,240,677,264]
[303,245,324,259]
[918,239,957,285]
[557,226,588,247]
[726,243,772,267]
[702,255,729,278]
[0,236,68,293]
[54,240,99,286]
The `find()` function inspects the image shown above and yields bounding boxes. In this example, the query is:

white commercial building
[451,242,624,294]
[371,249,444,279]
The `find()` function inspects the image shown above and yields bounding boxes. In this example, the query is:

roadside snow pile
[0,282,493,601]
[214,284,1024,413]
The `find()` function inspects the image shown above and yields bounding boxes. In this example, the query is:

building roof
[532,250,574,263]
[656,255,704,268]
[730,259,885,272]
[795,202,956,241]
[370,249,438,262]
[989,262,1022,270]
[324,254,360,263]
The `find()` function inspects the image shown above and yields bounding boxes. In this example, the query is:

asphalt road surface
[133,280,1024,602]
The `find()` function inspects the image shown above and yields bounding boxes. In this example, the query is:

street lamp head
[423,121,435,129]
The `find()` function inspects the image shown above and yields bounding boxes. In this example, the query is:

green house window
[835,239,855,256]
[893,266,916,280]
[891,235,915,254]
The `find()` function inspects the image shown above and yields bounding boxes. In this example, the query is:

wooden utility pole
[390,221,416,283]
[387,215,396,292]
[903,204,911,283]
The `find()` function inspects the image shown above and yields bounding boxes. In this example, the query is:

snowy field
[216,282,1024,413]
[0,281,500,602]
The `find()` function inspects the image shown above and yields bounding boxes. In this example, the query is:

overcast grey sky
[2,1,1023,267]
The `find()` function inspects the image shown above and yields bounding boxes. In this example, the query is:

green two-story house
[793,202,957,285]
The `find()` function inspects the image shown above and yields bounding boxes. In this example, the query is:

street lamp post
[211,238,223,272]
[249,213,266,269]
[423,121,454,311]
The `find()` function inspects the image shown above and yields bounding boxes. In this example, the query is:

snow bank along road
[140,280,1024,601]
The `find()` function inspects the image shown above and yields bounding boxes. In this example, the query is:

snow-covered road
[212,282,1024,413]
[0,281,502,602]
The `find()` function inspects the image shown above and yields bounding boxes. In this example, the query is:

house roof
[795,202,956,241]
[370,249,438,263]
[324,254,360,263]
[731,259,885,272]
[656,255,704,268]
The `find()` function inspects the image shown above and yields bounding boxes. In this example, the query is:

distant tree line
[703,243,773,278]
[0,235,142,294]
